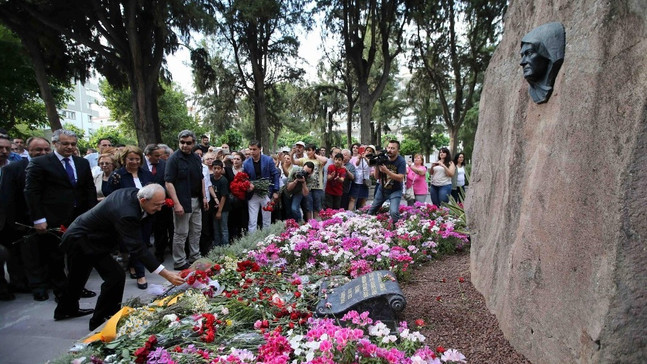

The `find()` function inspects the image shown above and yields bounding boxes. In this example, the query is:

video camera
[367,151,389,166]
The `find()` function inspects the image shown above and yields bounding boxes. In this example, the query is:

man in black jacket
[0,137,50,300]
[144,144,173,262]
[24,129,97,301]
[55,184,184,330]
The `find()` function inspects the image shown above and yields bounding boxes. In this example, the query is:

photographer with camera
[293,144,328,219]
[367,140,407,223]
[286,161,315,223]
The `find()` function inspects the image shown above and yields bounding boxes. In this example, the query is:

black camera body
[367,151,389,166]
[295,170,309,180]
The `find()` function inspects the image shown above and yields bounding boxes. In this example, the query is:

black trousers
[22,233,67,296]
[57,237,125,324]
[153,206,174,260]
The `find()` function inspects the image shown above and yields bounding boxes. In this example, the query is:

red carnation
[164,198,174,208]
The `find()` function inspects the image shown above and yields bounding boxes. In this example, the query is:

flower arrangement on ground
[57,203,469,364]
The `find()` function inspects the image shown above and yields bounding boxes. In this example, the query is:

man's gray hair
[177,130,196,142]
[52,129,77,143]
[341,149,351,156]
[137,183,165,200]
[157,143,172,155]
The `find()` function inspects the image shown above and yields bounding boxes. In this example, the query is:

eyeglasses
[98,162,112,166]
[57,141,77,146]
[179,141,194,145]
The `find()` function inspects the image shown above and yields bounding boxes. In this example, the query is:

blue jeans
[368,186,402,223]
[430,184,452,207]
[310,189,324,212]
[291,193,312,222]
[212,211,229,246]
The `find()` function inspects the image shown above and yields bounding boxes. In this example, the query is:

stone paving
[0,253,172,364]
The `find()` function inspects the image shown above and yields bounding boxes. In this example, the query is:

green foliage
[215,129,244,151]
[88,126,136,149]
[399,139,420,157]
[207,222,287,261]
[409,0,506,154]
[402,74,448,157]
[0,25,69,135]
[198,0,312,148]
[100,80,205,147]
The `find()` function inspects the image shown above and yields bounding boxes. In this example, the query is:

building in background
[59,80,116,137]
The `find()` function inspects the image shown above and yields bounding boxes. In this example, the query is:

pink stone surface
[466,1,647,363]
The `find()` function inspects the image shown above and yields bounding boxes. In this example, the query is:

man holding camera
[367,140,406,223]
[286,161,315,223]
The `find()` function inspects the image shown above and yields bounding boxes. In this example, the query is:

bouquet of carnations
[230,172,272,199]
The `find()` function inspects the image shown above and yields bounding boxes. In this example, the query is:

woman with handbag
[405,154,428,206]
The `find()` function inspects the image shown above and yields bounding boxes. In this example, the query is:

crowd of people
[0,127,468,328]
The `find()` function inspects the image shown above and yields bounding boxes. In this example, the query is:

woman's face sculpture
[520,43,549,82]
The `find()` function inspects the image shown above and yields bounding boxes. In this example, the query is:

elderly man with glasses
[164,130,207,270]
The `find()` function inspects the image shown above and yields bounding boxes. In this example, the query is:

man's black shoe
[174,263,191,270]
[80,288,97,298]
[54,308,95,321]
[33,291,49,301]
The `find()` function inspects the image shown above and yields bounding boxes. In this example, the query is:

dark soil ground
[401,251,532,363]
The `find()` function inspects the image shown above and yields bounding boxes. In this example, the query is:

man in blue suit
[242,141,280,233]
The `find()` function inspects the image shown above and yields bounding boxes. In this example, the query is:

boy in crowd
[325,153,346,209]
[210,160,230,246]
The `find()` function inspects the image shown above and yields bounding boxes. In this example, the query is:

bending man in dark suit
[55,184,184,330]
[24,129,97,301]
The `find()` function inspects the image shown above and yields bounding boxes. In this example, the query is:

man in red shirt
[324,153,346,209]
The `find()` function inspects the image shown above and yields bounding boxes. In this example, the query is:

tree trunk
[128,72,161,147]
[449,126,459,156]
[358,82,372,144]
[21,34,62,131]
[253,87,270,154]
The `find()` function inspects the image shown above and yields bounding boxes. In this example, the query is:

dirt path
[401,251,531,363]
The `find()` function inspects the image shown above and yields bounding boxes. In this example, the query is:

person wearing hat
[292,141,305,161]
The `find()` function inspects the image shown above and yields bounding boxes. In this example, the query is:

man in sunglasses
[164,130,207,270]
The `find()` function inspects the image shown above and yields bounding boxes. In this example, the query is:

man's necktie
[151,164,157,176]
[63,157,76,186]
